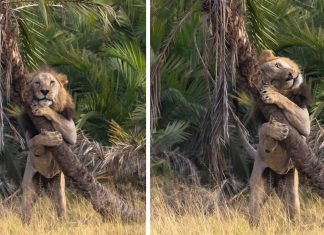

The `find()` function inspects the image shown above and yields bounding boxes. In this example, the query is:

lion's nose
[40,90,49,95]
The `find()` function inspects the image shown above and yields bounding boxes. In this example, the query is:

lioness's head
[24,66,73,113]
[259,50,303,94]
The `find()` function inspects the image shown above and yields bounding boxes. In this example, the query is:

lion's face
[259,50,303,94]
[31,72,61,107]
[24,66,73,113]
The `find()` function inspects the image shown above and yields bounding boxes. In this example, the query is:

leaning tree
[0,0,141,220]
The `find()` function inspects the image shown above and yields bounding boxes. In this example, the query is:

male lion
[240,50,311,225]
[20,66,76,224]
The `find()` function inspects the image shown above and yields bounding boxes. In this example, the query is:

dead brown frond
[0,175,17,199]
[152,179,219,216]
[307,120,324,162]
[72,132,145,188]
[199,0,244,185]
[295,120,324,194]
[0,1,28,151]
[152,151,200,185]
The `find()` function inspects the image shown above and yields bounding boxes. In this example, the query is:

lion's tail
[235,118,258,160]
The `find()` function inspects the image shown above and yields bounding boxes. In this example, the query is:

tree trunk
[0,1,141,220]
[203,0,324,195]
[25,109,139,221]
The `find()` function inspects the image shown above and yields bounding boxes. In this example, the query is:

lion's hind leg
[249,160,268,226]
[275,168,301,222]
[46,172,66,219]
[21,156,38,224]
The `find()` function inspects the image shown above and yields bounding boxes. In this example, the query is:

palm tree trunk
[24,109,139,221]
[203,0,324,195]
[0,1,140,220]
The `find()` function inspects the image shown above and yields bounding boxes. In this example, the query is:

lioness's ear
[259,50,276,64]
[57,73,68,86]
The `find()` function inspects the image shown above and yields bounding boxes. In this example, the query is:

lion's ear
[57,73,68,86]
[22,76,34,105]
[259,50,276,64]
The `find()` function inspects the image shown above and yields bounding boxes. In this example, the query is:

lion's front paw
[268,119,289,141]
[31,103,52,120]
[260,86,279,104]
[40,130,63,146]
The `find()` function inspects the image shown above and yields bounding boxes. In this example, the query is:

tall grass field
[151,180,324,235]
[0,190,145,235]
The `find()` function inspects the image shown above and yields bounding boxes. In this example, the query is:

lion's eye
[34,82,40,85]
[271,80,279,86]
[50,80,55,85]
[275,63,281,68]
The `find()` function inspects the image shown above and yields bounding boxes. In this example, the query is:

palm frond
[152,121,190,153]
[307,120,324,162]
[150,0,200,128]
[72,132,145,187]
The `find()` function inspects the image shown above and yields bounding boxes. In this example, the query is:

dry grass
[0,190,145,235]
[151,179,324,235]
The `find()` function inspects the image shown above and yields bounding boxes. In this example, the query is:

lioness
[241,50,311,225]
[20,66,76,223]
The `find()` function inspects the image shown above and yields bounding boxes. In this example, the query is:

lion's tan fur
[23,66,74,113]
[245,50,310,225]
[21,66,76,224]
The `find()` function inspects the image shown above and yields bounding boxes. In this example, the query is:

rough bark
[24,108,140,221]
[203,0,324,195]
[0,1,27,99]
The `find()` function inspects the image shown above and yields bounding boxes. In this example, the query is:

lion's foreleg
[258,120,289,155]
[260,86,310,136]
[27,130,63,157]
[275,168,301,222]
[27,135,46,156]
[21,156,38,224]
[249,160,267,226]
[32,105,76,144]
[259,123,278,154]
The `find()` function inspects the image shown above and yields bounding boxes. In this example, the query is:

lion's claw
[260,86,279,104]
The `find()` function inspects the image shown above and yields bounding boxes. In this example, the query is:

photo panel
[150,0,324,234]
[0,1,146,234]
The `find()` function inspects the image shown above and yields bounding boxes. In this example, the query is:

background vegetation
[151,0,324,188]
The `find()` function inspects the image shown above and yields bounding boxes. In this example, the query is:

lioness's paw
[269,119,289,140]
[260,86,278,104]
[41,131,63,146]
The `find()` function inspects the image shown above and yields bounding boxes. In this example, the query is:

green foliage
[151,0,208,151]
[152,121,190,152]
[11,0,146,143]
